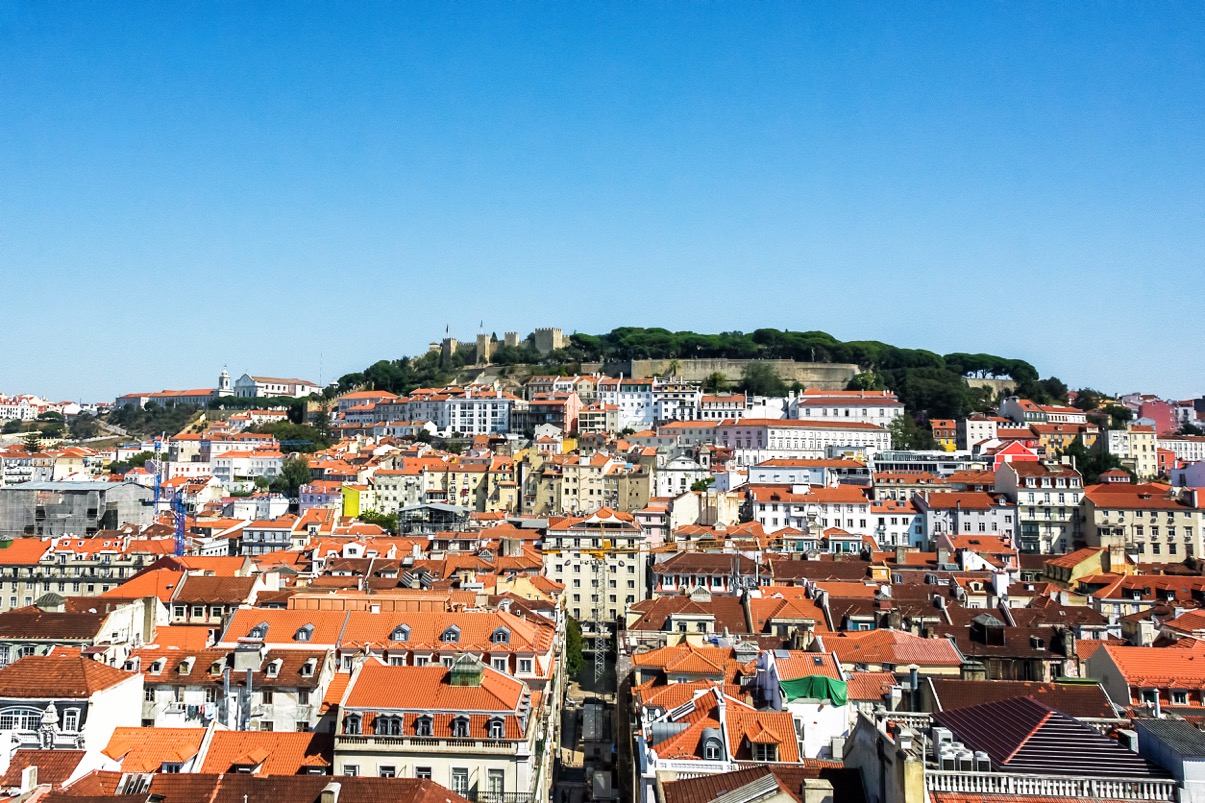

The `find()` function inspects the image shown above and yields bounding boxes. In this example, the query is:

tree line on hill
[334,327,1069,421]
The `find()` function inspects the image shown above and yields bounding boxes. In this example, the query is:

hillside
[335,328,1068,420]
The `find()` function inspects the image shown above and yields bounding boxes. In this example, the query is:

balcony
[336,734,526,755]
[925,770,1176,801]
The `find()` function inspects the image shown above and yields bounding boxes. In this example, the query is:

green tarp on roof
[781,675,848,705]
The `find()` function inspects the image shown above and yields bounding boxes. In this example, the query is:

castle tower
[441,337,459,364]
[504,331,520,348]
[532,327,564,355]
[475,333,492,365]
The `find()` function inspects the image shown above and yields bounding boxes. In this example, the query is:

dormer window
[344,714,361,735]
[249,622,269,639]
[390,625,410,642]
[441,626,460,643]
[752,743,778,762]
[294,624,314,642]
[490,627,510,644]
[704,736,723,760]
[376,715,403,736]
[265,659,282,678]
[209,661,224,675]
[300,659,316,677]
[451,716,470,738]
[488,718,505,739]
[178,658,195,676]
[150,660,164,675]
[415,715,433,737]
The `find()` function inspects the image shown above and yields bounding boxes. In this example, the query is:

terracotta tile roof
[929,678,1117,720]
[199,730,332,775]
[171,574,257,605]
[102,568,186,602]
[824,629,964,667]
[342,661,525,715]
[220,609,348,647]
[0,538,52,565]
[148,625,214,649]
[1099,639,1205,687]
[103,727,206,771]
[0,650,136,697]
[0,749,85,788]
[663,764,862,803]
[0,606,106,641]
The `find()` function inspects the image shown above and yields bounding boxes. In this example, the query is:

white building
[788,389,904,428]
[596,378,702,430]
[542,509,647,628]
[233,375,321,399]
[652,456,710,498]
[716,419,891,466]
[1159,436,1205,465]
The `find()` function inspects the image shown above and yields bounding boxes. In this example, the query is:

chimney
[801,777,834,803]
[320,782,342,803]
[20,766,37,794]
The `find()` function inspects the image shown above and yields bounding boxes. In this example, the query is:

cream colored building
[1082,483,1204,563]
[333,657,553,803]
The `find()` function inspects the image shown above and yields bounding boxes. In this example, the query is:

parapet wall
[589,359,859,389]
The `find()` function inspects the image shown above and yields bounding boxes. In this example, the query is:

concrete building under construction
[0,481,154,538]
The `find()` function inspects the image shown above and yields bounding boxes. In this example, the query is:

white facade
[717,419,891,466]
[233,375,321,398]
[1159,437,1205,465]
[653,457,709,498]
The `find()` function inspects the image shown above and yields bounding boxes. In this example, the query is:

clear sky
[2,2,1202,402]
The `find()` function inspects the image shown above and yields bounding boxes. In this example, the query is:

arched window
[704,738,722,760]
[490,627,510,644]
[451,716,470,738]
[441,626,460,643]
[391,624,410,642]
[415,715,433,737]
[344,714,361,735]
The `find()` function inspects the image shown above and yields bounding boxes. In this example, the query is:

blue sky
[2,2,1202,402]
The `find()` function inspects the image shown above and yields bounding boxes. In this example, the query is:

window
[294,624,314,642]
[145,688,155,702]
[1172,690,1188,705]
[488,717,505,739]
[752,743,778,762]
[1140,690,1158,705]
[391,624,410,642]
[491,627,511,644]
[415,767,432,780]
[261,690,274,704]
[344,714,361,735]
[451,769,469,795]
[377,715,403,736]
[379,766,396,778]
[704,737,723,760]
[343,765,359,777]
[415,716,433,736]
[440,626,460,643]
[298,689,310,705]
[518,658,533,674]
[451,717,470,738]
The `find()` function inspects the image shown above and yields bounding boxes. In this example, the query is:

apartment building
[1082,483,1203,564]
[993,460,1084,554]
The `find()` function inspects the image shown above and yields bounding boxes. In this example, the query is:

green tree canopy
[270,457,313,497]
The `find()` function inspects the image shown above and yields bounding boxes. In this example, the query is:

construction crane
[575,537,645,680]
